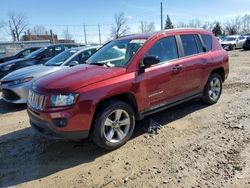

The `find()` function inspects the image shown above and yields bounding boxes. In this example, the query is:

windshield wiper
[89,62,111,67]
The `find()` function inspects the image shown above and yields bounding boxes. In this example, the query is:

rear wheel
[202,73,222,105]
[91,100,135,150]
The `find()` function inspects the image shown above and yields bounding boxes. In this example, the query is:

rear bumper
[28,108,89,140]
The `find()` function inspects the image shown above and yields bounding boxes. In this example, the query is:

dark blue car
[0,44,82,79]
[0,47,41,64]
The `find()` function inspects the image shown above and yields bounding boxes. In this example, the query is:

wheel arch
[210,67,225,82]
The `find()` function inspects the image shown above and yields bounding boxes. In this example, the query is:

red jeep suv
[27,29,229,150]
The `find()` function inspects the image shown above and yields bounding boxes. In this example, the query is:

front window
[25,48,46,59]
[86,39,146,67]
[45,49,79,66]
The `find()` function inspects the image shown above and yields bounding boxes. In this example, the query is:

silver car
[0,45,100,104]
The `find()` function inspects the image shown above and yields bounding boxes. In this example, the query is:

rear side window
[180,35,198,56]
[146,36,178,63]
[202,34,212,51]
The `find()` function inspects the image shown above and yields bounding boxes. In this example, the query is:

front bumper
[28,108,90,140]
[0,81,31,104]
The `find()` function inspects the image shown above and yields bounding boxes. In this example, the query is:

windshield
[86,39,146,67]
[225,37,237,41]
[45,49,79,66]
[25,48,45,59]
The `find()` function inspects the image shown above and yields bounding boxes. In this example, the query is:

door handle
[172,64,183,72]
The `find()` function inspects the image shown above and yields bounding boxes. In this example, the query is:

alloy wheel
[103,109,130,143]
[208,77,221,101]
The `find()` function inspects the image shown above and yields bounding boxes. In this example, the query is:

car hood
[0,58,27,67]
[1,65,63,81]
[33,64,126,93]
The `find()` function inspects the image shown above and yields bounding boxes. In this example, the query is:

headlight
[49,93,79,107]
[1,64,15,71]
[8,77,33,86]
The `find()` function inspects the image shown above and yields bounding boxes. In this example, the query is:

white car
[220,35,247,50]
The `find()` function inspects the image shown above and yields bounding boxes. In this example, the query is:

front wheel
[232,44,236,50]
[202,73,223,105]
[91,100,135,150]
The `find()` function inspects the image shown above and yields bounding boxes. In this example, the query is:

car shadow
[0,128,107,187]
[0,99,208,187]
[0,98,26,114]
[132,99,208,138]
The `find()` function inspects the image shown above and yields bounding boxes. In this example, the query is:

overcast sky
[0,0,250,43]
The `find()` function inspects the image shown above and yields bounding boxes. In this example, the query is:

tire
[232,44,236,50]
[91,100,135,150]
[202,73,223,105]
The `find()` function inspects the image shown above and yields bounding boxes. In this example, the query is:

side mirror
[139,55,160,74]
[143,55,160,68]
[69,61,79,67]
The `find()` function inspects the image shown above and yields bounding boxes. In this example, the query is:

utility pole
[83,23,87,45]
[160,2,163,30]
[98,24,102,44]
[141,21,144,33]
[50,29,55,44]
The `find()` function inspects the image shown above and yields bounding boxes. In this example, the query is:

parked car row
[0,43,84,79]
[0,28,229,150]
[0,46,100,104]
[218,34,250,51]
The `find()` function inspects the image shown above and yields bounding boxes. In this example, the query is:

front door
[139,36,187,111]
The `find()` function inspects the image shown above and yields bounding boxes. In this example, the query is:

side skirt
[137,92,203,120]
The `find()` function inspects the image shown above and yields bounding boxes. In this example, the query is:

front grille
[2,89,20,101]
[28,90,46,110]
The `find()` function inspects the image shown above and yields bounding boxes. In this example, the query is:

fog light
[52,118,68,128]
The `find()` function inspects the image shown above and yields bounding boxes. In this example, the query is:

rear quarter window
[202,34,213,51]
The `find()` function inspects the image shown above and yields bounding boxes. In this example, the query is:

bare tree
[175,21,188,28]
[31,25,48,35]
[110,12,129,39]
[140,21,155,33]
[202,21,215,31]
[0,21,5,30]
[224,16,241,35]
[63,27,73,40]
[8,11,28,41]
[241,14,250,33]
[187,19,202,28]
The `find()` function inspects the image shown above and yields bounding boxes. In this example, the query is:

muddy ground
[0,50,250,188]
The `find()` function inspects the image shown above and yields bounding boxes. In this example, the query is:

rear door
[178,34,210,96]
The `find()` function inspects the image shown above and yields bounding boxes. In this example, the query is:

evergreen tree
[212,22,222,36]
[164,15,174,30]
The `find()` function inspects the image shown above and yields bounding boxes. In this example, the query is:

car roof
[117,28,213,41]
[226,35,240,38]
[65,45,102,51]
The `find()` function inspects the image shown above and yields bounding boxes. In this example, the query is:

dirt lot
[0,50,250,188]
